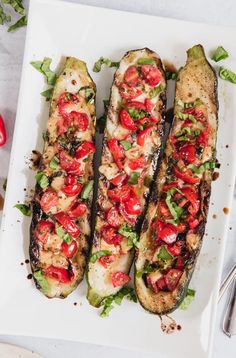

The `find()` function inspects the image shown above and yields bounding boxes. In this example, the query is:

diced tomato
[107,138,125,169]
[146,276,158,293]
[125,100,146,110]
[179,144,196,164]
[141,65,162,86]
[54,212,80,238]
[44,265,74,283]
[119,202,136,225]
[108,185,131,203]
[111,271,131,287]
[188,217,199,229]
[128,157,146,170]
[156,277,168,291]
[124,191,141,215]
[35,220,55,244]
[62,181,83,197]
[175,257,185,269]
[75,141,96,159]
[164,269,182,291]
[162,182,179,191]
[59,151,83,175]
[181,186,200,215]
[0,115,6,147]
[137,126,153,146]
[159,201,170,218]
[58,92,80,119]
[119,109,137,130]
[145,98,154,112]
[157,221,178,244]
[57,116,68,136]
[61,240,78,258]
[98,254,116,268]
[124,66,141,87]
[110,173,128,186]
[119,82,142,100]
[198,126,211,146]
[68,201,87,218]
[173,167,200,184]
[106,207,121,228]
[69,111,89,131]
[167,241,183,256]
[40,189,58,213]
[101,225,123,245]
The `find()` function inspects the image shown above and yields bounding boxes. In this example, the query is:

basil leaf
[118,224,139,248]
[157,246,173,261]
[49,156,59,170]
[90,250,111,264]
[81,180,93,200]
[3,178,7,191]
[35,172,49,189]
[166,189,183,222]
[137,58,155,65]
[188,161,216,174]
[41,88,53,102]
[31,57,58,86]
[33,270,50,294]
[3,0,25,15]
[93,57,119,72]
[14,204,32,216]
[175,112,196,122]
[219,67,236,84]
[0,5,11,24]
[120,140,132,151]
[55,226,73,244]
[127,107,148,120]
[100,287,137,317]
[177,98,202,109]
[128,172,140,185]
[7,14,27,32]
[166,71,177,80]
[212,46,229,62]
[136,264,153,278]
[149,84,164,99]
[179,288,196,310]
[79,86,95,103]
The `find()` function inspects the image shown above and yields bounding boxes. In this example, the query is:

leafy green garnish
[219,67,236,84]
[118,224,139,248]
[35,172,49,189]
[177,98,202,109]
[136,264,153,278]
[128,172,140,185]
[55,226,73,244]
[149,84,164,99]
[157,246,173,261]
[212,46,229,62]
[3,0,25,15]
[179,288,196,310]
[175,127,200,141]
[3,178,7,191]
[31,57,58,86]
[176,112,196,122]
[188,161,217,174]
[79,86,95,103]
[166,189,183,222]
[100,287,137,317]
[166,71,177,80]
[93,57,119,72]
[126,107,148,121]
[137,58,155,65]
[120,140,132,151]
[49,156,59,170]
[7,14,26,32]
[33,270,50,294]
[0,4,11,25]
[81,180,93,200]
[41,87,54,102]
[14,204,32,216]
[90,250,111,264]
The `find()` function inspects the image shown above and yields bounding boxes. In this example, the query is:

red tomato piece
[107,138,125,169]
[75,141,96,159]
[124,66,141,87]
[61,240,78,258]
[59,151,83,175]
[0,115,7,147]
[156,277,168,291]
[111,271,131,287]
[98,254,116,268]
[110,173,128,186]
[35,220,55,244]
[124,191,141,215]
[54,212,80,238]
[58,92,80,119]
[198,126,211,146]
[141,65,162,86]
[128,157,146,170]
[108,185,131,203]
[119,109,137,130]
[119,82,142,100]
[145,98,154,112]
[162,182,179,191]
[158,222,178,244]
[181,187,200,215]
[69,111,89,131]
[175,256,185,269]
[44,265,74,283]
[101,225,123,245]
[164,269,182,291]
[62,180,83,196]
[167,241,183,256]
[119,202,136,225]
[188,217,199,229]
[137,126,153,146]
[68,201,87,218]
[179,144,196,164]
[106,207,121,228]
[159,201,171,218]
[40,189,58,213]
[125,100,146,110]
[173,167,200,184]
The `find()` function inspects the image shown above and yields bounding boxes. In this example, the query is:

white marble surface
[0,0,236,357]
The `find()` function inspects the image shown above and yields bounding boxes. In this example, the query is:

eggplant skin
[135,45,218,315]
[87,48,167,307]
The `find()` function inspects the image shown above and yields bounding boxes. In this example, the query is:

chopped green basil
[81,180,93,200]
[166,189,183,222]
[128,172,140,185]
[33,270,50,295]
[3,0,25,15]
[31,57,58,86]
[136,265,153,278]
[188,161,216,174]
[79,86,95,103]
[157,246,173,261]
[212,46,229,62]
[90,250,111,264]
[219,67,236,84]
[41,87,54,102]
[175,127,201,141]
[177,98,202,109]
[100,287,137,317]
[118,223,139,248]
[3,178,7,191]
[149,84,164,99]
[7,14,27,32]
[14,204,32,216]
[0,5,11,25]
[120,140,132,151]
[137,58,155,65]
[127,107,148,121]
[93,57,119,72]
[35,172,49,189]
[55,226,73,244]
[166,71,177,80]
[176,112,196,122]
[49,156,59,170]
[179,288,196,310]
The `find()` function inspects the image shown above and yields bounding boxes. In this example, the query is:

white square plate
[1,0,236,357]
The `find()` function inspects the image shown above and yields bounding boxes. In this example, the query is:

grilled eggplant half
[135,45,218,314]
[87,48,167,307]
[30,57,96,298]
